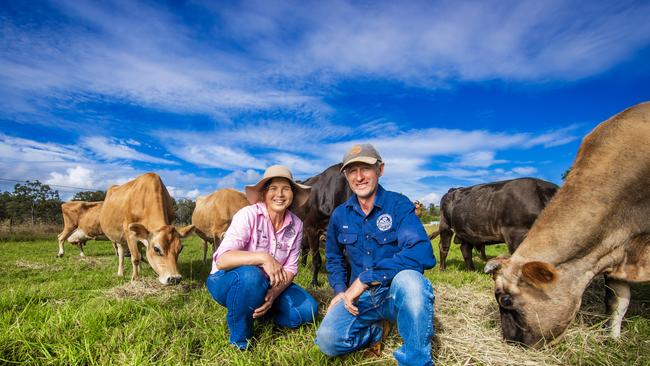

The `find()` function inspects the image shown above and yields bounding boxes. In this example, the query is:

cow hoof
[309,281,320,288]
[56,253,64,258]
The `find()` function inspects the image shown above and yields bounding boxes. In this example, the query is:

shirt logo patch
[376,214,392,231]
[284,223,295,239]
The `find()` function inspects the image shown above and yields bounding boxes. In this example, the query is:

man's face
[343,162,384,199]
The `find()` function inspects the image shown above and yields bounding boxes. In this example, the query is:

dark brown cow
[57,201,105,257]
[100,173,194,285]
[191,188,249,263]
[294,163,352,287]
[432,178,558,271]
[486,102,650,346]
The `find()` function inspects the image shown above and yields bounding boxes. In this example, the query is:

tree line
[1,180,440,230]
[0,180,195,229]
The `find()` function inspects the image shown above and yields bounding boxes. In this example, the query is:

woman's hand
[261,253,288,287]
[252,287,281,318]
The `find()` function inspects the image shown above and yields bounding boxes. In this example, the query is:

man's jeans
[315,270,435,366]
[206,265,318,349]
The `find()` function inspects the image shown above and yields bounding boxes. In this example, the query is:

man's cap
[340,144,382,172]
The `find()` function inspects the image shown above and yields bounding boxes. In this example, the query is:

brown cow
[486,102,650,346]
[191,188,249,263]
[413,200,424,217]
[100,173,194,285]
[57,201,105,257]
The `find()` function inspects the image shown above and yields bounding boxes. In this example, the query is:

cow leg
[56,226,75,258]
[116,243,125,277]
[126,237,141,281]
[460,242,475,271]
[604,275,631,338]
[202,239,209,264]
[300,237,309,267]
[78,240,86,257]
[503,228,527,254]
[475,244,487,261]
[310,234,321,287]
[438,229,453,271]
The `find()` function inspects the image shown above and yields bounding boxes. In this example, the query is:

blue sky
[1,0,649,204]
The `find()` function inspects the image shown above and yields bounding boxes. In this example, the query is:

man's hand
[260,254,288,287]
[339,279,368,316]
[327,292,346,313]
[252,287,281,318]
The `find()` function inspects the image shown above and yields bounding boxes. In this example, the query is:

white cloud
[512,166,538,175]
[46,165,95,189]
[216,169,262,190]
[168,144,266,170]
[455,151,508,167]
[82,136,177,165]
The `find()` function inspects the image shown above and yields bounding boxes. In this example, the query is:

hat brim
[245,177,311,207]
[340,156,379,172]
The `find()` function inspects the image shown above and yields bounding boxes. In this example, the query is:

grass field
[1,228,649,365]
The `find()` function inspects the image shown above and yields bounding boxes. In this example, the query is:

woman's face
[264,177,294,213]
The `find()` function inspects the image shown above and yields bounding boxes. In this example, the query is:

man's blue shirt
[325,184,437,294]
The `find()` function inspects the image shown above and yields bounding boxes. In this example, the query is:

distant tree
[174,198,196,226]
[427,203,440,218]
[0,191,11,221]
[72,190,106,201]
[8,180,62,224]
[561,168,572,181]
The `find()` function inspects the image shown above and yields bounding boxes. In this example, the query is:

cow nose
[167,275,182,285]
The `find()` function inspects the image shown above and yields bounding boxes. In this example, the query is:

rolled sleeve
[213,206,253,267]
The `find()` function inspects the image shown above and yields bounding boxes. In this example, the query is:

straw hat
[244,165,311,206]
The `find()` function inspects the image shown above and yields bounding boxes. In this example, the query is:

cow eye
[153,246,163,256]
[178,245,183,254]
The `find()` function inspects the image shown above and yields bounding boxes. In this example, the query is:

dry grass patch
[105,278,200,300]
[15,260,62,272]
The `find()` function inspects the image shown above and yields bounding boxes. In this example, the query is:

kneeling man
[315,144,437,366]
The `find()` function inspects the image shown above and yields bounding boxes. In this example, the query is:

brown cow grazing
[432,178,558,271]
[294,163,352,287]
[57,201,105,257]
[485,102,650,347]
[100,173,194,285]
[191,188,248,263]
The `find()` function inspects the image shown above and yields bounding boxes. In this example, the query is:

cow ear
[129,223,150,241]
[521,261,557,288]
[177,224,195,238]
[484,255,510,275]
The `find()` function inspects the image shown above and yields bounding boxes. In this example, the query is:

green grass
[1,232,649,365]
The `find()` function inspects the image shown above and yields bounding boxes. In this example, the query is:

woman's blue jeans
[315,270,435,366]
[206,265,318,349]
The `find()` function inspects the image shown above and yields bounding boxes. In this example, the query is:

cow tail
[428,230,440,240]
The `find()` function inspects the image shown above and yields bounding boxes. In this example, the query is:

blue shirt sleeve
[358,197,436,286]
[325,209,348,295]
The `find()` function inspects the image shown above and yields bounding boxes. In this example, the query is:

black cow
[431,177,558,271]
[294,163,352,287]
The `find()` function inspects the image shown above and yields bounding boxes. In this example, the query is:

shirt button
[365,234,369,239]
[383,276,387,279]
[366,251,370,255]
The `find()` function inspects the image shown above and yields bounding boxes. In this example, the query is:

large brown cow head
[129,223,195,285]
[485,257,581,347]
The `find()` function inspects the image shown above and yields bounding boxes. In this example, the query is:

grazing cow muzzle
[161,275,182,285]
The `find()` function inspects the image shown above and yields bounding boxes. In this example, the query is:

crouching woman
[206,165,318,350]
